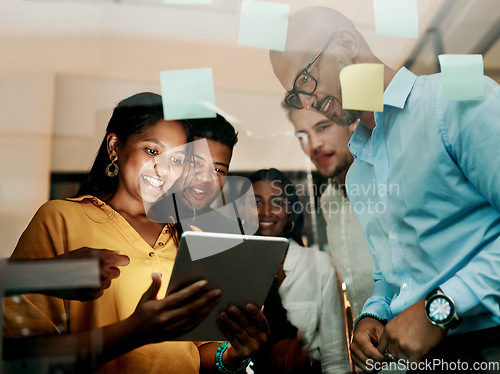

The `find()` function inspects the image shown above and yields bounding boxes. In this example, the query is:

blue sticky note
[160,68,216,120]
[373,0,418,38]
[439,54,484,101]
[163,0,212,4]
[238,0,289,51]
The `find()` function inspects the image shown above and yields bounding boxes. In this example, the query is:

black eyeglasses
[284,33,337,109]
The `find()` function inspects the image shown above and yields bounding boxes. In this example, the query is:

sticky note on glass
[238,0,289,51]
[340,63,384,112]
[160,68,216,120]
[438,54,484,101]
[163,0,212,4]
[373,0,418,38]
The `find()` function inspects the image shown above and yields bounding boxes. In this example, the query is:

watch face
[428,296,452,322]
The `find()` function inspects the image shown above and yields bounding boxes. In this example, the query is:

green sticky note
[238,0,289,51]
[439,54,484,101]
[373,0,418,38]
[163,0,212,4]
[340,63,384,112]
[160,68,216,120]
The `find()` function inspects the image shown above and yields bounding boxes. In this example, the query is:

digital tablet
[167,231,289,341]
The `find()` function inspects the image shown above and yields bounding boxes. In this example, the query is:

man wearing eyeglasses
[270,6,500,374]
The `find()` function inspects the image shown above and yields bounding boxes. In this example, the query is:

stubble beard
[317,57,362,128]
[320,155,353,180]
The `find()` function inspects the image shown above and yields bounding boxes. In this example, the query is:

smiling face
[111,120,187,205]
[252,179,290,238]
[270,8,368,127]
[291,109,355,178]
[178,137,232,213]
[272,48,362,127]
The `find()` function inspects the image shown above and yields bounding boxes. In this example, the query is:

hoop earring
[289,221,295,233]
[105,158,119,177]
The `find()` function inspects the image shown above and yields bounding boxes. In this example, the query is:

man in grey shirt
[288,107,373,321]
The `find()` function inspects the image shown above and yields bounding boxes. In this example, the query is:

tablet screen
[167,231,289,341]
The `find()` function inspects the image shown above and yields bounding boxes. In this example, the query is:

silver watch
[425,288,461,330]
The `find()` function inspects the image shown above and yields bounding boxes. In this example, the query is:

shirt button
[158,242,164,246]
[389,233,396,240]
[159,273,163,277]
[380,184,387,190]
[402,283,408,290]
[149,252,155,257]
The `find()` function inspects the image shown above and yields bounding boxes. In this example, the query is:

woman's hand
[128,273,222,344]
[217,303,270,365]
[350,317,386,372]
[7,247,130,301]
[55,247,130,300]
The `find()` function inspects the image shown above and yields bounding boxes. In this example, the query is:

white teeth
[143,175,164,187]
[260,222,273,227]
[322,98,333,112]
[194,188,204,194]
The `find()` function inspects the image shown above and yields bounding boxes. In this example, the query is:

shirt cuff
[440,275,481,317]
[352,313,388,334]
[360,297,394,323]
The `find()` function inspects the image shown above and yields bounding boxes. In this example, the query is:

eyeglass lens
[294,71,317,94]
[285,93,304,109]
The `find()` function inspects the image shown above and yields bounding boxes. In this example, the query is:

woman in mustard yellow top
[3,92,269,374]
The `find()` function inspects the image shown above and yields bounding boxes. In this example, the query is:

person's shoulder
[441,74,500,131]
[412,72,442,95]
[34,197,95,220]
[484,75,500,89]
[415,71,441,82]
[35,199,76,215]
[295,246,340,293]
[291,243,336,272]
[20,200,81,232]
[307,246,335,265]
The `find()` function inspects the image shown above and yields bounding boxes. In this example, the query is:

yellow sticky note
[340,63,384,112]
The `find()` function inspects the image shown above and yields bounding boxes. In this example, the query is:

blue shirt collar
[383,67,417,109]
[348,121,372,159]
[348,67,418,159]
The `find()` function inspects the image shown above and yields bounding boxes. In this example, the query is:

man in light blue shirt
[270,6,500,373]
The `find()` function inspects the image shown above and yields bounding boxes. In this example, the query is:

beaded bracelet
[352,313,388,334]
[215,342,251,374]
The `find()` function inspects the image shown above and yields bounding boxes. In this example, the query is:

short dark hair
[187,114,238,151]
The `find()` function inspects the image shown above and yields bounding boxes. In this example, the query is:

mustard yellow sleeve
[11,200,73,260]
